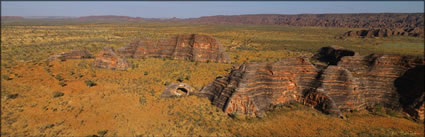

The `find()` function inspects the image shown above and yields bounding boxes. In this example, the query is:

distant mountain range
[1,16,25,19]
[2,13,423,28]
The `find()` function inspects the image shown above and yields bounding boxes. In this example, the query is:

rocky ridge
[7,13,424,29]
[182,13,424,28]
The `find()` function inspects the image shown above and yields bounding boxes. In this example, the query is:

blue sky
[1,2,424,18]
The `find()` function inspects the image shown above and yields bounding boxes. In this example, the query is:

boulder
[161,83,194,97]
[93,47,130,71]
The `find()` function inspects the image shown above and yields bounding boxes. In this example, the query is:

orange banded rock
[117,34,231,63]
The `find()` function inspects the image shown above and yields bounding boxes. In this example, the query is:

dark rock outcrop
[312,46,356,65]
[339,27,424,39]
[117,34,231,63]
[93,47,130,71]
[161,83,194,98]
[199,46,424,120]
[48,50,93,61]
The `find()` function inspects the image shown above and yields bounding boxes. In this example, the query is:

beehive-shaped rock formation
[321,54,424,115]
[117,34,231,63]
[198,58,343,117]
[199,46,424,120]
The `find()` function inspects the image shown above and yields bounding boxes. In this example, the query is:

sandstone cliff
[117,34,231,63]
[48,34,231,70]
[327,54,424,116]
[199,46,424,120]
[198,58,343,117]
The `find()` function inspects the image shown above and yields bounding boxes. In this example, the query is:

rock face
[93,47,130,71]
[48,50,93,61]
[325,54,422,106]
[117,34,231,63]
[339,27,424,39]
[199,46,424,120]
[161,83,194,98]
[48,34,230,70]
[198,58,343,117]
[318,53,424,120]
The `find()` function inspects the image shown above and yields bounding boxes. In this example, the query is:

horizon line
[2,12,424,19]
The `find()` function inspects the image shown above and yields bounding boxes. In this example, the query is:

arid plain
[1,15,424,136]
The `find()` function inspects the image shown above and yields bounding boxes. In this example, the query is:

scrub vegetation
[1,20,423,136]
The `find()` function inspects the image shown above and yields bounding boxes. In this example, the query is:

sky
[1,1,424,18]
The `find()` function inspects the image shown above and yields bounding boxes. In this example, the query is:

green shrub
[52,91,64,98]
[1,74,12,80]
[55,74,64,81]
[97,130,108,137]
[58,81,67,87]
[185,75,191,80]
[85,80,96,87]
[163,81,170,86]
[176,76,184,82]
[78,61,88,68]
[139,95,146,105]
